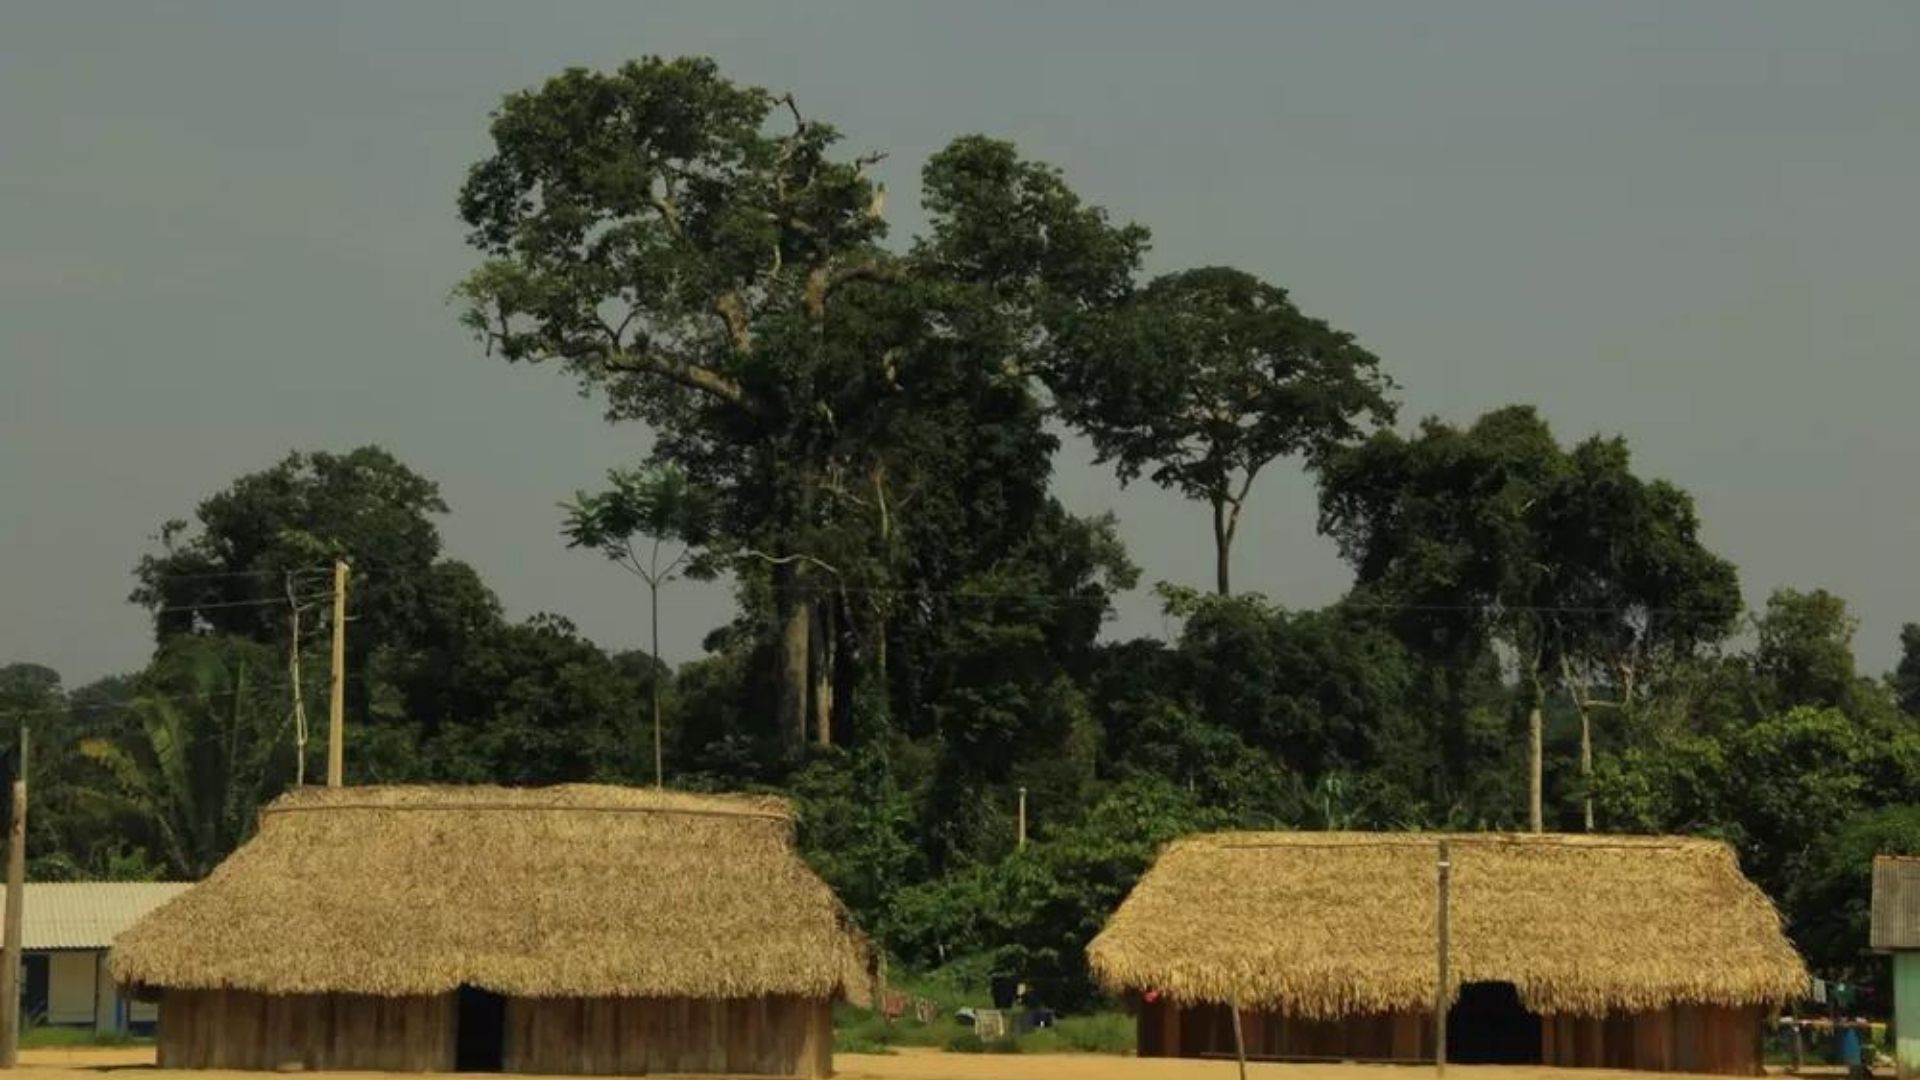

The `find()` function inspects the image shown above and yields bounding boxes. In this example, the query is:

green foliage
[76,637,296,879]
[1754,589,1870,713]
[1051,1012,1136,1054]
[1896,624,1920,717]
[1790,806,1920,978]
[945,1031,1023,1054]
[1050,265,1395,593]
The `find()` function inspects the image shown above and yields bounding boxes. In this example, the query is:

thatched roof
[111,784,870,1003]
[1088,831,1805,1018]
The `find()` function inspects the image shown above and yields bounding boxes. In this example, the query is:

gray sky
[5,1,1918,684]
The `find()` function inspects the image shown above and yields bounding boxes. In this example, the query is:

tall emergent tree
[456,58,1145,757]
[1050,267,1395,595]
[455,57,893,756]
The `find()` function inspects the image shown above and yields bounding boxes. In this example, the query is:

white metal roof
[5,882,190,950]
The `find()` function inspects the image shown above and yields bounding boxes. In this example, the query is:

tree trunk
[811,597,835,747]
[1529,703,1544,833]
[650,579,663,788]
[775,560,810,761]
[1579,702,1593,831]
[1212,497,1233,596]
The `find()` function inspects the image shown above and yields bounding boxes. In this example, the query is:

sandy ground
[12,1045,1826,1080]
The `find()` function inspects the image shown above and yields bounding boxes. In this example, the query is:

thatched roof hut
[115,784,869,1076]
[1089,831,1805,1075]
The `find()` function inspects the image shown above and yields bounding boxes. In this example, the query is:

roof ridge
[262,800,792,822]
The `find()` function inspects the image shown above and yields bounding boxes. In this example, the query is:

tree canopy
[13,54,1920,1015]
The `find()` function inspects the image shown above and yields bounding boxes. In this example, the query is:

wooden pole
[1528,706,1544,832]
[327,559,348,788]
[1230,992,1249,1080]
[1436,839,1451,1077]
[0,727,27,1068]
[1017,787,1027,850]
[287,575,307,787]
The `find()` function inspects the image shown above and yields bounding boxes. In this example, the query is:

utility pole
[1,727,28,1068]
[1229,991,1248,1080]
[287,574,308,787]
[328,559,349,788]
[1435,839,1451,1077]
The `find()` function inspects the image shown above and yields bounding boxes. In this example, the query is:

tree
[1536,436,1741,827]
[456,58,891,758]
[1320,407,1738,830]
[131,446,504,756]
[1790,805,1920,978]
[457,60,1146,757]
[409,615,655,786]
[564,464,717,785]
[1896,624,1920,717]
[1050,267,1395,594]
[1753,588,1861,712]
[75,638,295,878]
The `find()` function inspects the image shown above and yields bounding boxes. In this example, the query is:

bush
[946,1032,986,1054]
[1017,1028,1070,1053]
[832,1029,893,1055]
[1053,1012,1135,1054]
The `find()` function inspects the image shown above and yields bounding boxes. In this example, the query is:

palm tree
[78,639,296,878]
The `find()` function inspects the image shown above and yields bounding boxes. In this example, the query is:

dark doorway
[454,986,506,1072]
[22,955,48,1026]
[1447,981,1540,1064]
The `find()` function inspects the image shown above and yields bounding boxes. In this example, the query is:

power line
[1,674,360,721]
[147,594,332,616]
[134,566,331,583]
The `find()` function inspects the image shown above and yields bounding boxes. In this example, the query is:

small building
[13,881,189,1032]
[1870,855,1920,1078]
[1088,831,1806,1076]
[112,785,870,1076]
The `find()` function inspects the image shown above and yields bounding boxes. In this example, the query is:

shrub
[1054,1012,1135,1054]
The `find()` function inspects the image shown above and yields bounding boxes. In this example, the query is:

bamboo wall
[157,989,455,1071]
[1137,998,1765,1076]
[156,988,834,1077]
[503,995,832,1077]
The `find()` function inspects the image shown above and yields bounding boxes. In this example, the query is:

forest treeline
[10,57,1920,1006]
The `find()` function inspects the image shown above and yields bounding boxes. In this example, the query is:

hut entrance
[1447,982,1540,1065]
[454,986,506,1071]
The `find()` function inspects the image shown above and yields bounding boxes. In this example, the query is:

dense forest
[10,57,1920,1007]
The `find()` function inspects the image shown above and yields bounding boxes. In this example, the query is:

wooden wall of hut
[1137,999,1765,1077]
[502,995,832,1078]
[156,989,834,1077]
[157,989,455,1071]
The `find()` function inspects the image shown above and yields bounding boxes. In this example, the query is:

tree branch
[737,548,841,576]
[571,342,753,410]
[713,294,754,355]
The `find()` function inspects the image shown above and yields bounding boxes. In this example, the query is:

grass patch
[833,1000,967,1051]
[22,1027,149,1048]
[946,1031,1022,1054]
[1050,1012,1134,1053]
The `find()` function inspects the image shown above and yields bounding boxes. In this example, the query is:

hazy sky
[5,1,1918,684]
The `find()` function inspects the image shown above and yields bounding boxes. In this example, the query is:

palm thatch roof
[111,784,870,1004]
[1088,831,1805,1018]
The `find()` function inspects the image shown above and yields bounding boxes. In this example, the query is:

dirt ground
[13,1045,1818,1080]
